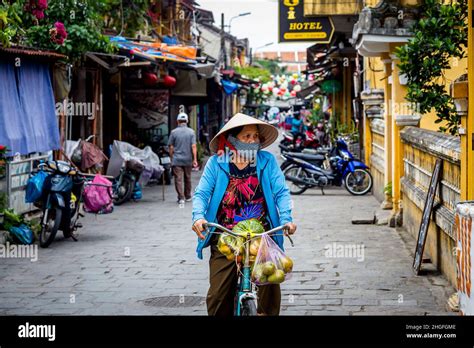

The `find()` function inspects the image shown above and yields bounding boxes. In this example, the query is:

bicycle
[203,222,294,316]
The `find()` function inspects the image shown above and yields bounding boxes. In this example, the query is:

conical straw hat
[209,113,279,153]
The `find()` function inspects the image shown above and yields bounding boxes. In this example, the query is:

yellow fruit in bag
[280,256,294,274]
[218,244,232,256]
[249,238,261,256]
[267,269,285,284]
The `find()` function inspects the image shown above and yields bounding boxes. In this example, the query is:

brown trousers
[172,165,192,200]
[206,238,281,316]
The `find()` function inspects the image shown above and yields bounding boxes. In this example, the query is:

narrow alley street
[0,139,455,315]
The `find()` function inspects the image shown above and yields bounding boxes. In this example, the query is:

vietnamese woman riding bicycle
[192,113,297,316]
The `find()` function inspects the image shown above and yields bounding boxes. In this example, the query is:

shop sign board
[278,0,334,43]
[413,158,442,275]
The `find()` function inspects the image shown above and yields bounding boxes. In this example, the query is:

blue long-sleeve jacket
[192,150,293,259]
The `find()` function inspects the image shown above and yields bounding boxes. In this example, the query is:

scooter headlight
[57,162,71,174]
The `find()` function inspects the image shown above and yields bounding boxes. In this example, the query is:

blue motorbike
[281,137,373,195]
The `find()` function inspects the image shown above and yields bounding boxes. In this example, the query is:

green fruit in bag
[232,218,265,237]
[262,261,276,276]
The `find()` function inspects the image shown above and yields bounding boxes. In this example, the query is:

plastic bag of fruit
[217,234,245,261]
[217,219,265,262]
[251,234,293,285]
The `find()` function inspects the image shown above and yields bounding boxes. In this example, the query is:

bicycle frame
[204,222,293,316]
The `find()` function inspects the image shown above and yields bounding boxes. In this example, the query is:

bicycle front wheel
[240,298,257,316]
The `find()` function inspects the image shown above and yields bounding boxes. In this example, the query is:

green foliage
[235,66,271,83]
[254,59,287,76]
[395,0,467,135]
[99,0,151,37]
[23,0,117,63]
[384,182,392,196]
[0,209,23,231]
[337,120,357,135]
[307,103,323,126]
[0,0,23,47]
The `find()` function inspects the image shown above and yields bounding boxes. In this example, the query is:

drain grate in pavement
[142,296,206,308]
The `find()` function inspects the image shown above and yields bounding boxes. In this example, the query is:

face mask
[227,134,261,161]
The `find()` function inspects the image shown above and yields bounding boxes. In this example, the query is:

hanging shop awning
[171,68,208,97]
[0,57,60,156]
[110,36,198,64]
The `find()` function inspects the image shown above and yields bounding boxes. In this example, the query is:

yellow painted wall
[364,53,467,132]
[304,0,362,16]
[419,56,468,130]
[365,57,385,90]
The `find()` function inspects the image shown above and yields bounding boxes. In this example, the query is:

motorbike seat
[287,152,325,162]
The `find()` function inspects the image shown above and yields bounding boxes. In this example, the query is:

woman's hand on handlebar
[192,219,208,240]
[283,222,297,235]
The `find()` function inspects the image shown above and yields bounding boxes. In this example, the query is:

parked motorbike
[279,127,321,153]
[35,160,86,247]
[280,147,330,172]
[107,140,164,205]
[113,159,144,205]
[282,137,373,196]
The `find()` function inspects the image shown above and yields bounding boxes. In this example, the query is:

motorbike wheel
[240,298,257,316]
[283,165,309,195]
[113,177,134,205]
[280,161,292,172]
[39,207,62,248]
[344,168,373,196]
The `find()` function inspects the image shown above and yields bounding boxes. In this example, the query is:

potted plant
[382,182,393,210]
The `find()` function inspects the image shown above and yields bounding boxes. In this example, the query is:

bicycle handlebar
[203,222,294,247]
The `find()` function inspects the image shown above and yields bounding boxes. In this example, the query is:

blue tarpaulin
[221,79,238,95]
[0,59,60,156]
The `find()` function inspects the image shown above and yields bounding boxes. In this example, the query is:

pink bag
[83,174,113,214]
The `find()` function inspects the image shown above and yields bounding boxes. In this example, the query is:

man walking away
[168,112,198,204]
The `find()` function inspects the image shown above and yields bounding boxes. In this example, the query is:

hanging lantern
[290,90,297,97]
[273,87,280,96]
[293,85,302,92]
[162,75,177,87]
[143,72,158,86]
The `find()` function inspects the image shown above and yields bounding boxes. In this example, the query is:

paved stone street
[0,140,455,315]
